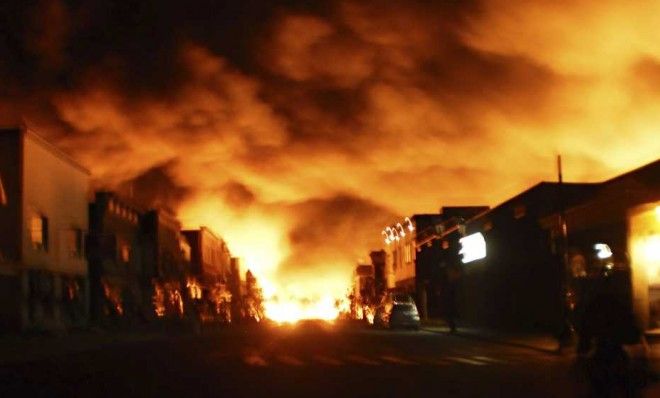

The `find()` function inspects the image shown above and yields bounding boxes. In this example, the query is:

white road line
[277,355,305,366]
[447,356,488,366]
[380,355,417,365]
[346,354,381,366]
[314,355,343,366]
[243,354,268,367]
[472,355,507,364]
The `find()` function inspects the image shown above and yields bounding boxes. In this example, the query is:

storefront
[629,202,660,330]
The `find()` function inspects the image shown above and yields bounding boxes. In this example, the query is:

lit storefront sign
[594,243,613,259]
[459,232,487,263]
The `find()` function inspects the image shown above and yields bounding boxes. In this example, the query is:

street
[2,322,654,397]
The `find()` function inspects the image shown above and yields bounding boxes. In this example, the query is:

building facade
[382,207,488,320]
[87,192,144,325]
[0,127,90,331]
[182,227,232,322]
[542,160,660,332]
[141,209,191,319]
[369,250,387,299]
[447,182,598,332]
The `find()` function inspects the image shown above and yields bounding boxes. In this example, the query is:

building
[182,227,232,322]
[354,263,376,304]
[141,209,191,319]
[541,159,660,332]
[442,182,599,332]
[229,257,246,322]
[0,126,90,331]
[87,192,144,324]
[369,250,387,299]
[351,263,375,320]
[381,207,487,320]
[182,227,231,284]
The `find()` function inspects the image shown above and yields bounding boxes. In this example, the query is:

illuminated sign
[459,233,487,263]
[594,243,613,259]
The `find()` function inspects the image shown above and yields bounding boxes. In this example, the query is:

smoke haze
[2,0,659,293]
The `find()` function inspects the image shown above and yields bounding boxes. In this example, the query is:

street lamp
[396,223,406,238]
[404,217,414,232]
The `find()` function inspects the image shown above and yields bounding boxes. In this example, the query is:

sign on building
[459,232,487,263]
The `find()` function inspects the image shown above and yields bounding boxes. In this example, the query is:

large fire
[180,198,351,324]
[264,295,342,324]
[4,0,660,325]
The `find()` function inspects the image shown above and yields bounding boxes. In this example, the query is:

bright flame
[186,278,203,300]
[264,295,340,324]
[179,196,352,324]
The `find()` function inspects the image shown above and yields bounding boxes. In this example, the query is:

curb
[421,326,560,355]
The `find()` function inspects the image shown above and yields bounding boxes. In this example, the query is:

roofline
[2,126,91,175]
[488,181,599,212]
[200,226,221,241]
[602,158,660,184]
[94,190,146,213]
[182,226,222,242]
[421,160,658,245]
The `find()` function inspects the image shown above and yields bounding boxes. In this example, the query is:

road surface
[0,321,655,397]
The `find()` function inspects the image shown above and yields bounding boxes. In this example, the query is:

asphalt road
[0,321,655,397]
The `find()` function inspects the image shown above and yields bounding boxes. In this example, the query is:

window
[514,204,526,219]
[30,215,48,251]
[66,228,84,258]
[120,243,130,263]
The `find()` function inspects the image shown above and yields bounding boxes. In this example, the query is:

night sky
[1,0,659,293]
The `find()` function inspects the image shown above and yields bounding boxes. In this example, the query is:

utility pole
[558,155,568,273]
[557,155,573,347]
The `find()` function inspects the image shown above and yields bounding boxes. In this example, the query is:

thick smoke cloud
[1,0,659,294]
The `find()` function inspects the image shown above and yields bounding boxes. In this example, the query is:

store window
[30,214,48,251]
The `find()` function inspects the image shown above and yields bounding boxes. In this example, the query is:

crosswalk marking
[472,355,506,364]
[447,356,488,366]
[277,355,305,366]
[314,355,343,366]
[380,355,417,365]
[243,353,268,367]
[239,352,508,368]
[346,354,381,366]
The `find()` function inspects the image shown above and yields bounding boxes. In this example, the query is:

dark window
[67,228,84,258]
[514,204,526,219]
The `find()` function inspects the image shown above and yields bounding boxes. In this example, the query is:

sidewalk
[422,320,660,363]
[421,322,660,371]
[421,323,560,354]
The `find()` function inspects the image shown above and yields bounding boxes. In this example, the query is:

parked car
[374,293,420,330]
